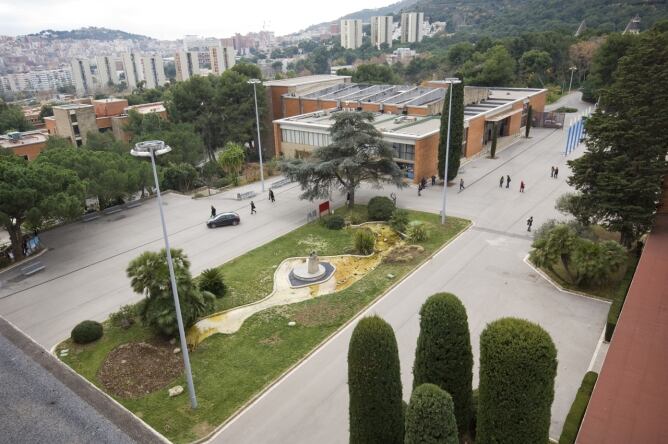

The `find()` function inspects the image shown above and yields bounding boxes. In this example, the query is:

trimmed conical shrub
[412,293,473,434]
[348,315,403,444]
[405,383,458,444]
[477,317,557,444]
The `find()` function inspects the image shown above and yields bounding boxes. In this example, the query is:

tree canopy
[281,112,404,206]
[0,101,33,133]
[352,64,401,84]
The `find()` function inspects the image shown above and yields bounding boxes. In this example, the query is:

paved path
[209,93,609,443]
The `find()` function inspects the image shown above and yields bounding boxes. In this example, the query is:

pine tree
[413,293,473,435]
[348,316,404,444]
[438,81,464,181]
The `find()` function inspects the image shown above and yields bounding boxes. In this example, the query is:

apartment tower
[209,43,236,75]
[340,19,363,49]
[121,52,142,89]
[140,55,167,89]
[70,58,93,96]
[174,50,200,81]
[95,56,119,89]
[401,12,424,43]
[370,16,393,49]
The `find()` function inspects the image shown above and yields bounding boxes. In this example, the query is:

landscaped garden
[56,202,469,443]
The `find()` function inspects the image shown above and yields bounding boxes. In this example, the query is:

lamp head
[247,78,262,85]
[131,140,172,157]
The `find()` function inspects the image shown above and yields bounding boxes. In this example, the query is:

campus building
[267,75,546,183]
[174,50,200,81]
[0,130,49,160]
[401,12,424,43]
[49,103,98,147]
[340,19,363,49]
[371,16,393,48]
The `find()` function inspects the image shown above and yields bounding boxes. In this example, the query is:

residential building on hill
[209,43,236,74]
[70,58,94,96]
[371,16,393,49]
[340,19,363,50]
[401,12,424,43]
[174,50,200,81]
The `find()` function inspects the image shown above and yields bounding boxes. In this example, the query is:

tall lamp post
[568,66,577,94]
[440,77,461,225]
[247,78,265,192]
[131,140,198,409]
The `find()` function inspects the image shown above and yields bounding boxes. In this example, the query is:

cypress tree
[437,81,464,181]
[405,384,458,444]
[490,123,499,158]
[525,105,533,138]
[348,316,404,444]
[477,318,557,444]
[412,293,473,435]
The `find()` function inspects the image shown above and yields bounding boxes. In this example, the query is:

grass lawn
[59,206,470,443]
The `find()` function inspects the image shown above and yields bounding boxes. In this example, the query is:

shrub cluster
[477,318,557,444]
[71,320,104,344]
[413,293,473,434]
[348,316,404,444]
[199,268,226,298]
[354,228,375,255]
[323,214,345,230]
[407,222,430,243]
[389,209,409,233]
[108,304,136,329]
[368,196,395,221]
[405,384,458,444]
[559,371,598,444]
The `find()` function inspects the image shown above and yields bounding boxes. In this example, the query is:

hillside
[27,27,151,41]
[340,0,418,20]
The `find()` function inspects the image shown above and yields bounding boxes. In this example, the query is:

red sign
[318,201,330,215]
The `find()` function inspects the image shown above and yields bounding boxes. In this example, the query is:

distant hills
[27,27,151,41]
[321,0,668,35]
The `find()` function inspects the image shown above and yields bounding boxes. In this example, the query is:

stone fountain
[289,251,335,288]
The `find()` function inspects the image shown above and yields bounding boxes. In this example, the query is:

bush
[108,304,136,329]
[71,320,103,344]
[407,222,430,243]
[199,268,226,298]
[413,293,473,435]
[477,318,557,444]
[354,228,375,255]
[389,209,409,233]
[348,316,404,444]
[323,214,345,230]
[368,196,395,221]
[405,384,458,444]
[559,372,598,444]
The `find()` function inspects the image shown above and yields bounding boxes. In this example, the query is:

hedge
[348,316,404,444]
[412,293,473,434]
[368,196,395,221]
[477,318,557,444]
[323,214,345,230]
[405,384,458,444]
[558,371,598,444]
[71,320,103,344]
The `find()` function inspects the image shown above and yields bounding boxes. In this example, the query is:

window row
[392,142,415,161]
[281,129,331,147]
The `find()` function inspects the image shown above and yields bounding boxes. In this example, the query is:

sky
[0,0,394,39]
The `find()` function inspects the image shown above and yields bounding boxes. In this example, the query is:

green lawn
[59,206,470,443]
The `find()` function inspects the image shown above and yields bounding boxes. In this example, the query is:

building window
[281,129,331,147]
[392,142,415,161]
[76,139,82,147]
[70,114,78,123]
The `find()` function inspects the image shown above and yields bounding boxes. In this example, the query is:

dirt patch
[192,421,214,438]
[383,244,425,263]
[259,333,283,346]
[292,300,344,327]
[98,341,183,399]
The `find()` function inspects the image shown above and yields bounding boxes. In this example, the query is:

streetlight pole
[568,66,577,95]
[131,140,198,409]
[248,79,265,192]
[441,78,461,225]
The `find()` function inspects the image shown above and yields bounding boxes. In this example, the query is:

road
[0,93,606,441]
[209,93,608,442]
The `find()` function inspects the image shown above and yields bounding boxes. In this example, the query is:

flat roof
[92,98,128,104]
[0,130,48,148]
[577,186,668,443]
[264,74,350,87]
[124,102,166,114]
[53,103,93,110]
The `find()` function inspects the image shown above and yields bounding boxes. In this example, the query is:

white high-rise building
[141,55,167,89]
[340,19,363,49]
[209,43,236,75]
[174,50,200,81]
[401,12,424,43]
[70,58,94,96]
[95,56,119,88]
[121,52,142,89]
[371,16,393,49]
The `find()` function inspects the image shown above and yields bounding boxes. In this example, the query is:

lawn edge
[194,218,473,444]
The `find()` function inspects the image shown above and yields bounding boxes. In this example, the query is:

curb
[0,247,49,276]
[197,218,472,444]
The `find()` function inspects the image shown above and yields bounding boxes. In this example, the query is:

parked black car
[207,212,240,228]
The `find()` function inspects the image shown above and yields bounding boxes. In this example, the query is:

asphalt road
[0,93,606,442]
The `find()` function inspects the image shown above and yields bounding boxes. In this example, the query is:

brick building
[0,130,48,160]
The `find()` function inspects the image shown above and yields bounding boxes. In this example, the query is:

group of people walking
[209,189,276,218]
[499,175,527,193]
[550,166,560,179]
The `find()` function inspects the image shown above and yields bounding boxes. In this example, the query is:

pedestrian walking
[210,205,216,218]
[550,166,555,178]
[390,192,397,205]
[431,175,436,186]
[269,189,275,203]
[421,177,427,189]
[499,176,504,188]
[250,201,257,214]
[554,167,559,179]
[506,175,511,189]
[346,192,351,207]
[520,181,525,193]
[459,178,465,191]
[527,216,534,232]
[418,184,422,196]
